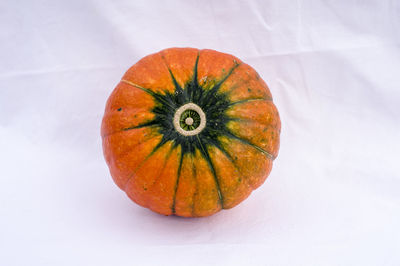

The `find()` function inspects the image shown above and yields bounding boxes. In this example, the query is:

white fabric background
[1,0,399,265]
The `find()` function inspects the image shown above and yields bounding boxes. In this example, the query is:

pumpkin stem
[173,103,206,136]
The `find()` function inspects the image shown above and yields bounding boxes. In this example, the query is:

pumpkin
[101,48,280,217]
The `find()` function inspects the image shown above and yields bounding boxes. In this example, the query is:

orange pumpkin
[101,48,280,217]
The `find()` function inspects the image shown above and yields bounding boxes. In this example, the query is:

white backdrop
[1,0,400,265]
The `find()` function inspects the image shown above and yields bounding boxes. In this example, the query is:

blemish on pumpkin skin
[117,108,122,111]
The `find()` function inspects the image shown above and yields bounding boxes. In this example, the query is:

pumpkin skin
[101,48,280,217]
